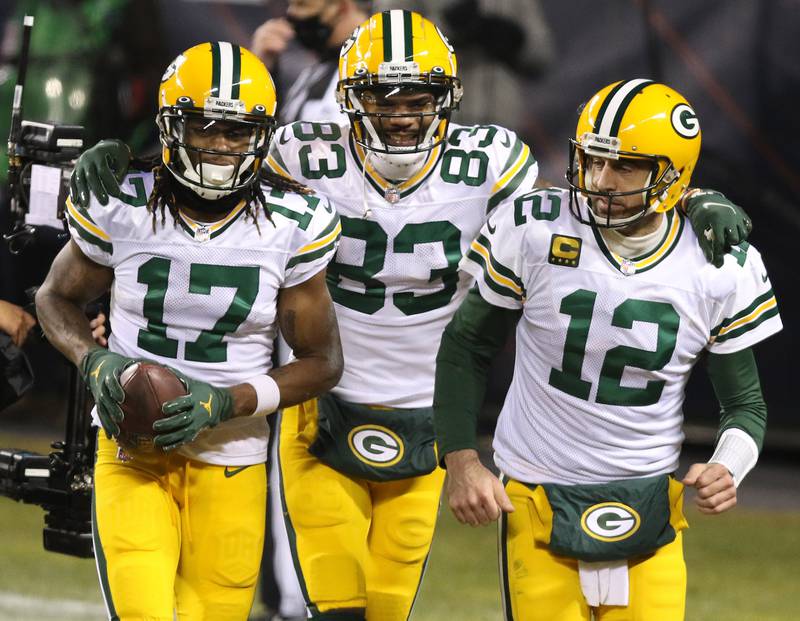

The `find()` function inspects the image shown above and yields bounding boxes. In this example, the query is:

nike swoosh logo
[486,218,497,234]
[279,128,291,145]
[762,273,769,283]
[500,131,511,148]
[224,465,251,478]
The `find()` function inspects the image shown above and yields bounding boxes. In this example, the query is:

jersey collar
[177,199,247,242]
[591,208,684,275]
[348,135,443,202]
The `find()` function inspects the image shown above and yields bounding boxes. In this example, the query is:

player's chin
[593,201,628,219]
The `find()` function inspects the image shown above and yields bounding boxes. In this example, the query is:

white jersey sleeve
[707,243,782,354]
[264,187,341,287]
[445,124,539,214]
[266,121,348,183]
[459,193,537,310]
[65,173,153,266]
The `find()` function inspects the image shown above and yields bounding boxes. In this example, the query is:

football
[116,362,187,451]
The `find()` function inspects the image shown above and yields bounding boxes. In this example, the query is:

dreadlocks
[132,155,314,233]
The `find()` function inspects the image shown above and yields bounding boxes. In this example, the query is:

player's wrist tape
[244,375,280,417]
[708,428,759,487]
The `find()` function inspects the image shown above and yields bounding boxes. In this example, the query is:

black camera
[0,436,94,558]
[4,120,84,253]
[0,292,97,558]
[1,15,95,559]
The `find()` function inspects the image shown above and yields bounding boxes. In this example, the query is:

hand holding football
[116,362,187,451]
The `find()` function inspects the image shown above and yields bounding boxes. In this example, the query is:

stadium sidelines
[0,591,106,620]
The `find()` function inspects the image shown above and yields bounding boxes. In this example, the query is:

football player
[69,12,754,621]
[433,80,781,621]
[35,42,343,621]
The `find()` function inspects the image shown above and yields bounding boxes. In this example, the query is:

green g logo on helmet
[580,502,641,542]
[348,425,405,467]
[671,103,700,138]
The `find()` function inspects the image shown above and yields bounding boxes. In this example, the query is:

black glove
[70,139,132,208]
[80,347,135,438]
[683,189,753,268]
[152,369,235,452]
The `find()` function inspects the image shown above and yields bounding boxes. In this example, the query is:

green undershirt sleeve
[433,288,522,465]
[706,347,767,451]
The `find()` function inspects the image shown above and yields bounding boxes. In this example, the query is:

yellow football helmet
[566,79,701,227]
[336,10,462,157]
[157,42,277,200]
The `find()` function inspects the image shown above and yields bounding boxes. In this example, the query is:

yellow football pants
[279,401,446,620]
[501,478,687,621]
[93,432,267,621]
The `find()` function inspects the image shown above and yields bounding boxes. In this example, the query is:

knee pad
[373,499,437,564]
[286,486,350,530]
[306,552,366,604]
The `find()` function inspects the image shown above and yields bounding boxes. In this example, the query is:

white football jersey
[267,121,538,407]
[461,188,782,485]
[66,172,341,465]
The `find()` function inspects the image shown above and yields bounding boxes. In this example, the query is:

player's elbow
[319,340,344,392]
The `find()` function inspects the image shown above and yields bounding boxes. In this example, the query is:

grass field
[1,434,797,620]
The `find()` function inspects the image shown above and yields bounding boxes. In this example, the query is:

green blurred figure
[0,0,166,184]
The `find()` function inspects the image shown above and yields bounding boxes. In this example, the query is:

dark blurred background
[0,0,797,454]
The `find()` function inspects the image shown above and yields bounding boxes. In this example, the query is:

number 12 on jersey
[549,289,680,407]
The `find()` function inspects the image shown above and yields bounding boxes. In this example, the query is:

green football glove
[152,370,234,452]
[80,347,135,438]
[683,189,752,268]
[70,139,132,208]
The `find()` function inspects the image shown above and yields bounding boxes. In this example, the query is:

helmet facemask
[338,70,462,180]
[158,104,275,201]
[566,133,679,229]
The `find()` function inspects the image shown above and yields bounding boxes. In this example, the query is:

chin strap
[361,150,373,219]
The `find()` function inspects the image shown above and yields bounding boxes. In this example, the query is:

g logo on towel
[581,503,641,542]
[348,425,405,467]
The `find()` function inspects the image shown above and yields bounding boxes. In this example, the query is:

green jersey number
[291,122,342,142]
[298,144,346,180]
[118,176,148,207]
[137,258,260,363]
[293,122,347,179]
[515,190,562,225]
[549,289,680,406]
[440,149,489,187]
[448,125,498,148]
[327,217,461,316]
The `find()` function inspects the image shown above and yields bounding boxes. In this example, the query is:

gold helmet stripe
[596,78,652,137]
[382,10,414,62]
